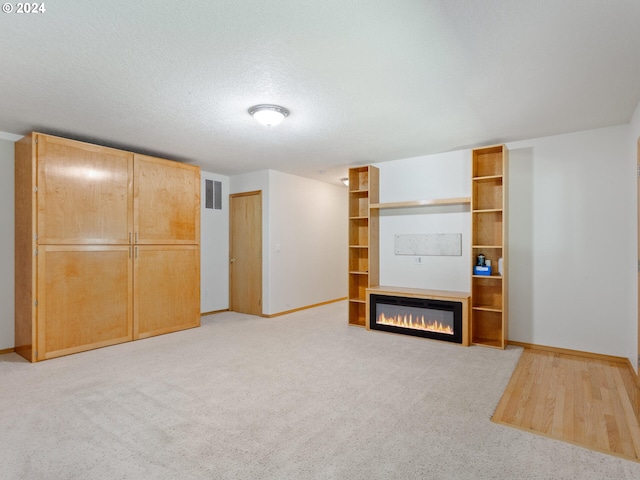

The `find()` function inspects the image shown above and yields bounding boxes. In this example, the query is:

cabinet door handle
[230,258,236,263]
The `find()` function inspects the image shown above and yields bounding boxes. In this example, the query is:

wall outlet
[414,256,423,265]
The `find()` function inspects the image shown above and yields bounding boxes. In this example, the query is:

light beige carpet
[1,301,640,479]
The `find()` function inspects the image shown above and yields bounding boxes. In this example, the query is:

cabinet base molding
[201,309,230,317]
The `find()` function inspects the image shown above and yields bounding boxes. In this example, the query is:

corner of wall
[630,100,640,374]
[200,171,230,313]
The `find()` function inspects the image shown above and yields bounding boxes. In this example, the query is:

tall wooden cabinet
[347,166,379,326]
[132,154,201,339]
[470,145,508,349]
[15,133,200,362]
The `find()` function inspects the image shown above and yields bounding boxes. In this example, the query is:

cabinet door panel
[37,246,133,360]
[134,245,200,339]
[37,135,133,244]
[134,154,200,244]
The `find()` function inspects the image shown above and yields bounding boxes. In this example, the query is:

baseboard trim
[628,358,639,383]
[201,309,230,317]
[0,347,15,355]
[624,359,640,419]
[262,297,347,318]
[507,341,629,365]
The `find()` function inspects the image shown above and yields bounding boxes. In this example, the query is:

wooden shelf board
[370,197,471,209]
[473,175,503,181]
[349,189,368,194]
[472,275,503,280]
[349,271,369,275]
[472,338,503,349]
[349,298,366,304]
[349,245,369,249]
[472,245,503,249]
[349,216,369,220]
[472,305,502,312]
[472,209,502,213]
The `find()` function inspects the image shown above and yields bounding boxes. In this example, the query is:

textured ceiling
[1,0,639,185]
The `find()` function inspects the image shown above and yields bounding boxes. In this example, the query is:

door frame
[229,190,263,315]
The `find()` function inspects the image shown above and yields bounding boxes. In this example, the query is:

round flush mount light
[248,104,289,127]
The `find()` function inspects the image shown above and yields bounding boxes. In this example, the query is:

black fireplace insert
[369,294,463,344]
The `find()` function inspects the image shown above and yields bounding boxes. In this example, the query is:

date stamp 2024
[2,3,46,14]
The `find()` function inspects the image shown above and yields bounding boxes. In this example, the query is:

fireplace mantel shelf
[368,285,470,299]
[369,197,471,210]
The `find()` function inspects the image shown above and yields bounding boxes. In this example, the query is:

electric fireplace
[369,293,463,344]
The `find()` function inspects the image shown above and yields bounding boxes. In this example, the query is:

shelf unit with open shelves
[347,166,379,326]
[471,145,508,349]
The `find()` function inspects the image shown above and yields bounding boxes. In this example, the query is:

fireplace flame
[377,312,454,335]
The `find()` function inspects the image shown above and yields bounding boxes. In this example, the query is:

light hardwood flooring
[492,349,640,462]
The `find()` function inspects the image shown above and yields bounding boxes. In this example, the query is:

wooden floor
[492,349,640,462]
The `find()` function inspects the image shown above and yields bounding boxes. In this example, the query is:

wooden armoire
[15,133,201,362]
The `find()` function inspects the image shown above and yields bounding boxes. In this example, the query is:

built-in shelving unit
[350,149,508,349]
[471,145,508,349]
[348,166,379,327]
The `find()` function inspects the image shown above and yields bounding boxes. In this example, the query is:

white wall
[230,170,347,316]
[267,170,347,313]
[374,150,471,292]
[507,125,633,357]
[0,137,14,350]
[200,171,230,313]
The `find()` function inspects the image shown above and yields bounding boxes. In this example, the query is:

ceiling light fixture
[248,104,289,127]
[340,177,349,187]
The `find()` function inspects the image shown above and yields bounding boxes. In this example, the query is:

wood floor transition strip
[492,349,640,462]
